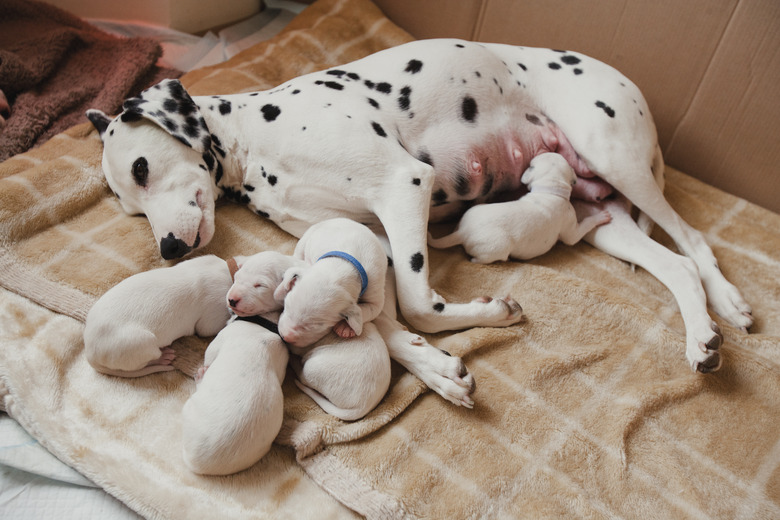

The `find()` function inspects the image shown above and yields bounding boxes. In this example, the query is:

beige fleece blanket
[1,0,779,518]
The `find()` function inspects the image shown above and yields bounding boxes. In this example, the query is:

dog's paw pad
[694,350,721,374]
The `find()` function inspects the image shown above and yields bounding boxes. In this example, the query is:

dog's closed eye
[132,157,149,187]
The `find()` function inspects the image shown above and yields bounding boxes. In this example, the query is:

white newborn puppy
[226,250,303,317]
[428,153,612,264]
[84,254,232,377]
[290,322,391,421]
[181,318,288,475]
[274,218,387,348]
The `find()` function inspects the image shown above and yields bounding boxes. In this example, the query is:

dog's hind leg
[575,197,725,373]
[373,160,523,333]
[600,158,753,335]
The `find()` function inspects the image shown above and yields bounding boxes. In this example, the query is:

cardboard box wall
[372,0,780,215]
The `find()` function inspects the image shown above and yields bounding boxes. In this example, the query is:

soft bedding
[1,0,779,518]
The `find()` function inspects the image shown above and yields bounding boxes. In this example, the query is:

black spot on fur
[267,175,277,186]
[573,68,583,75]
[163,99,178,113]
[455,43,465,48]
[219,100,232,115]
[261,104,281,122]
[256,209,270,218]
[517,62,527,71]
[316,80,344,91]
[548,62,562,70]
[398,86,411,111]
[202,152,215,170]
[184,116,200,137]
[460,95,478,123]
[163,118,177,132]
[132,157,148,187]
[244,184,255,192]
[405,59,423,74]
[368,98,379,109]
[410,252,424,273]
[292,89,300,95]
[525,113,543,126]
[376,82,392,94]
[201,135,212,151]
[364,80,375,90]
[417,149,433,167]
[371,121,387,137]
[432,189,448,206]
[412,178,421,186]
[120,110,143,123]
[347,72,360,81]
[595,101,616,118]
[433,302,445,312]
[561,55,581,65]
[326,70,346,78]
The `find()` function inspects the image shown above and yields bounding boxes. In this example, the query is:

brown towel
[0,0,180,161]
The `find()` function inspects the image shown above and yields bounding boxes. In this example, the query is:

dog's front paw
[472,295,524,326]
[418,347,476,408]
[333,320,357,338]
[687,323,723,373]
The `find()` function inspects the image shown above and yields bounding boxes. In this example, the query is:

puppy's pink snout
[228,297,240,308]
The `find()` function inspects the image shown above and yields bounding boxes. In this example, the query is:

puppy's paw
[194,365,208,383]
[333,320,357,338]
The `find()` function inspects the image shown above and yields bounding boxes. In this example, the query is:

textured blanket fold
[0,0,180,161]
[1,0,779,518]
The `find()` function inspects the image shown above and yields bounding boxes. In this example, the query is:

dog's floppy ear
[274,267,300,302]
[340,302,363,337]
[86,109,111,140]
[120,79,212,154]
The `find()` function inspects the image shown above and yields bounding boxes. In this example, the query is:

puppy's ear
[233,255,248,269]
[341,302,363,337]
[86,109,111,141]
[274,268,300,302]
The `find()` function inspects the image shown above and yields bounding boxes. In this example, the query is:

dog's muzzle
[160,232,199,259]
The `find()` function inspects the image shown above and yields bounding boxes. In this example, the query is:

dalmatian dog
[84,254,232,377]
[273,218,388,348]
[181,317,288,475]
[86,38,753,378]
[428,152,612,263]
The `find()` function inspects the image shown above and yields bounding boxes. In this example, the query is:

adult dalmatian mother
[86,39,753,403]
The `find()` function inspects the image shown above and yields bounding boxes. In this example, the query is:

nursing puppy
[84,254,232,377]
[181,318,287,475]
[274,218,387,348]
[428,153,612,264]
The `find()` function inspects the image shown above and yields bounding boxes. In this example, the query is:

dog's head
[86,79,219,259]
[521,152,577,188]
[273,265,363,348]
[226,252,296,317]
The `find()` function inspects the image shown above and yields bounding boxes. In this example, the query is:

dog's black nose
[160,233,191,259]
[228,299,238,308]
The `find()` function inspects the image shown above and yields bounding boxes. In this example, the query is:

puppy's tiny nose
[228,298,239,308]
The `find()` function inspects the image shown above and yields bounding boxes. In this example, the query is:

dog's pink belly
[427,119,613,208]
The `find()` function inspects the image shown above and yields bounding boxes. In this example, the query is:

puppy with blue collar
[274,218,387,348]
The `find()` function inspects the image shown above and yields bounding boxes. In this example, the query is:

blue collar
[317,251,368,297]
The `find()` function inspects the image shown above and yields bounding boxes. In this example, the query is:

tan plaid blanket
[1,0,779,518]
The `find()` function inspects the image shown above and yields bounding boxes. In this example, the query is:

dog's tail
[294,380,374,422]
[427,230,463,250]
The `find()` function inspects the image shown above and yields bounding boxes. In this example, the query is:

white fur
[181,318,288,475]
[226,251,303,317]
[290,323,391,421]
[84,255,232,377]
[88,38,753,377]
[274,218,387,348]
[429,153,612,263]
